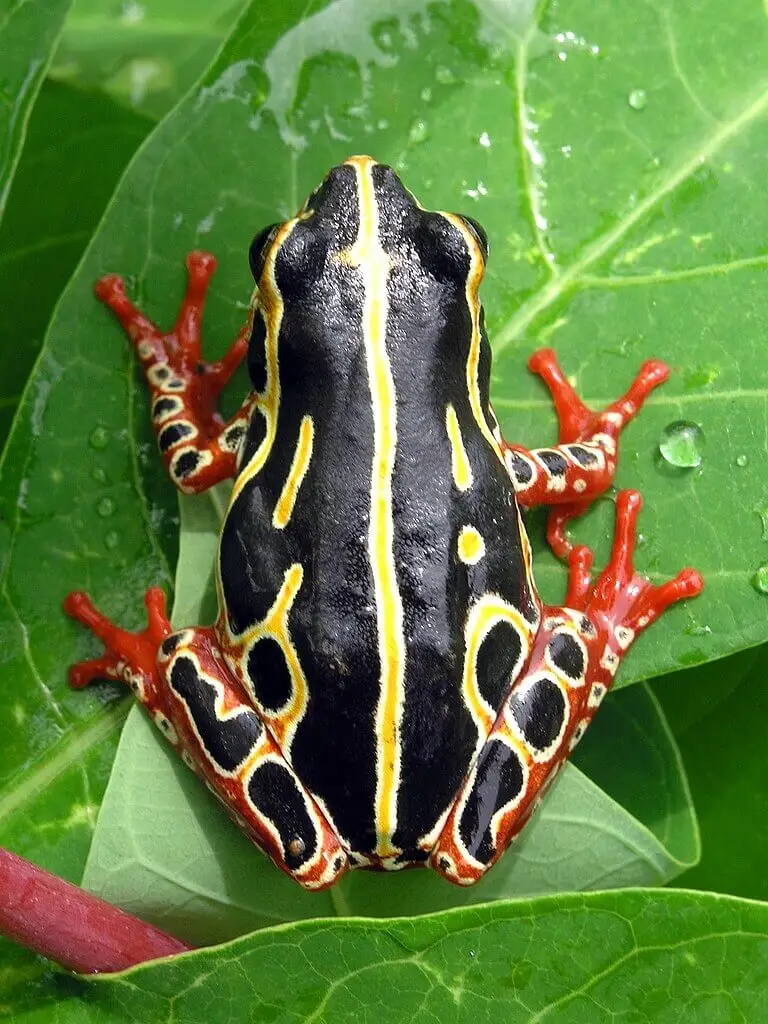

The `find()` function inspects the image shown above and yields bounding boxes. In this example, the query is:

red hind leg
[502,349,668,557]
[431,490,702,886]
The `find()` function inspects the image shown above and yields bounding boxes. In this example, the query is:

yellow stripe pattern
[273,415,314,529]
[445,403,473,490]
[344,156,406,858]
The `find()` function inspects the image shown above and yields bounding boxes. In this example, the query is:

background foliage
[0,0,766,1018]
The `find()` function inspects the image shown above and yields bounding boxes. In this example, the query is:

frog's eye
[458,214,489,263]
[249,223,280,281]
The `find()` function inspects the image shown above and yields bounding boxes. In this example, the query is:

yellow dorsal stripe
[346,157,406,858]
[445,403,473,491]
[273,415,314,529]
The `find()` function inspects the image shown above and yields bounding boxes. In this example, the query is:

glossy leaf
[0,0,71,219]
[51,0,244,119]
[0,80,152,439]
[9,890,768,1022]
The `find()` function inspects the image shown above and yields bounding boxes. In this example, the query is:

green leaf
[10,890,768,1022]
[655,645,768,902]
[51,0,245,119]
[0,80,153,439]
[0,0,72,219]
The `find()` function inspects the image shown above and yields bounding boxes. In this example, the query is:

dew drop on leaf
[408,118,429,144]
[658,421,705,468]
[684,624,712,637]
[104,531,120,551]
[628,89,648,110]
[89,426,110,450]
[735,454,748,468]
[751,563,768,594]
[91,467,108,484]
[96,496,116,518]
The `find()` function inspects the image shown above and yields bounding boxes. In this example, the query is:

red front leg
[95,252,255,493]
[501,348,668,557]
[431,490,702,886]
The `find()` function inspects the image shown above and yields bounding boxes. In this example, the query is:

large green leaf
[8,890,768,1022]
[0,80,153,439]
[0,0,72,219]
[51,0,244,119]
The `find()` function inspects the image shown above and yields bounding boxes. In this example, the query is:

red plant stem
[0,847,193,973]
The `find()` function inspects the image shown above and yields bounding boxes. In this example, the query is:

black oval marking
[153,365,171,381]
[248,761,318,868]
[170,656,262,772]
[567,445,599,468]
[160,633,182,657]
[547,632,585,681]
[476,620,523,712]
[458,739,525,864]
[247,636,293,713]
[538,450,568,476]
[247,309,267,392]
[173,450,202,479]
[579,615,597,638]
[158,421,194,453]
[506,451,533,485]
[152,396,182,421]
[223,424,246,452]
[509,677,567,753]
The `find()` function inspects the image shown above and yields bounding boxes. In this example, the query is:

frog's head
[247,156,489,374]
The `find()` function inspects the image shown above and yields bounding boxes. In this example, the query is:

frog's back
[217,157,540,864]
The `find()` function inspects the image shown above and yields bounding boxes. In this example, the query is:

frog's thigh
[156,628,348,890]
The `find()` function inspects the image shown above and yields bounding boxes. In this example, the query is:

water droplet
[684,623,712,637]
[104,530,120,551]
[420,87,432,102]
[628,88,647,111]
[435,66,455,85]
[408,118,429,145]
[91,467,108,484]
[658,421,705,468]
[478,131,492,149]
[560,144,572,158]
[96,496,116,518]
[751,563,768,594]
[89,426,110,450]
[736,454,749,468]
[755,500,768,540]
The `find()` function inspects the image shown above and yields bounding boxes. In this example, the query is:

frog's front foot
[507,349,669,558]
[95,253,251,493]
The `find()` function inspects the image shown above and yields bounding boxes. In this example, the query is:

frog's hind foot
[63,588,171,694]
[94,253,252,494]
[506,348,669,558]
[564,489,703,638]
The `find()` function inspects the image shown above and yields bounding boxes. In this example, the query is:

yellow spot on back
[273,415,314,529]
[446,404,473,490]
[458,525,485,564]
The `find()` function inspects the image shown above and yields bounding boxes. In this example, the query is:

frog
[65,156,703,890]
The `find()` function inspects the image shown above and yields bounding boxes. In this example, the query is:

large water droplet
[96,496,116,518]
[736,454,748,468]
[89,426,110,450]
[104,530,120,551]
[751,563,768,594]
[658,421,705,468]
[628,89,647,110]
[91,467,108,484]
